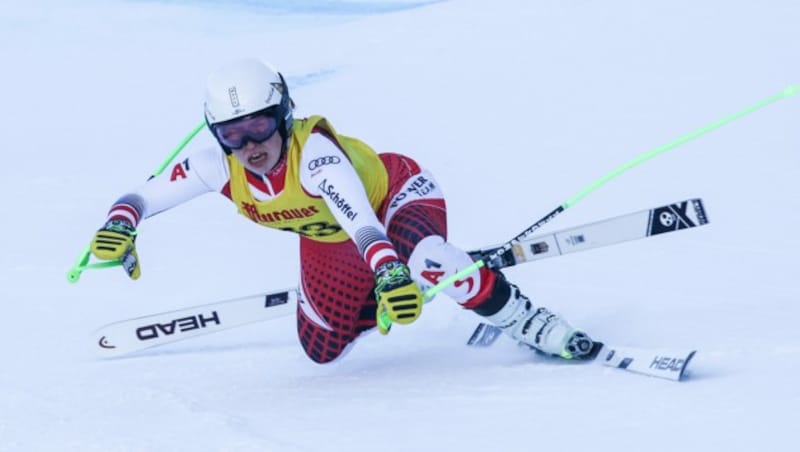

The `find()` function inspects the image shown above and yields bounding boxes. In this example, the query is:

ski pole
[67,120,207,283]
[378,84,799,333]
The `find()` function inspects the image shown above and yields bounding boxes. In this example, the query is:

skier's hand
[374,260,423,334]
[90,219,141,280]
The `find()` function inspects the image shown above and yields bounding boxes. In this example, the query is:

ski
[468,198,708,268]
[599,344,696,381]
[93,290,297,359]
[94,198,708,358]
[467,323,696,382]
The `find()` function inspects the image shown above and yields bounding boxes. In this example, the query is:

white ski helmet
[204,58,294,152]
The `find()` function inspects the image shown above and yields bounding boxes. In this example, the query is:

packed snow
[2,0,798,450]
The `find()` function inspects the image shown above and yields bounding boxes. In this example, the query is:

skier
[89,58,596,363]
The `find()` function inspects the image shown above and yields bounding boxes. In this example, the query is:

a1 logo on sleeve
[170,158,191,182]
[420,259,475,296]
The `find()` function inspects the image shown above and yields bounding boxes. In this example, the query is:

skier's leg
[296,237,377,364]
[378,152,594,359]
[404,235,594,358]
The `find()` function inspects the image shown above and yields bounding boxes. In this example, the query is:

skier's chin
[248,151,268,166]
[245,158,273,174]
[238,148,276,173]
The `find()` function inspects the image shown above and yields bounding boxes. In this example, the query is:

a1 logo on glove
[90,219,141,280]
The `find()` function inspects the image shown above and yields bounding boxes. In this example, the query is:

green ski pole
[379,84,799,333]
[67,120,206,283]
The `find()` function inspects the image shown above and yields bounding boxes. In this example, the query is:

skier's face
[232,129,283,174]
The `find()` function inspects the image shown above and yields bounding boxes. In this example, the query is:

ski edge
[93,289,299,359]
[472,197,708,268]
[599,344,697,382]
[467,322,697,382]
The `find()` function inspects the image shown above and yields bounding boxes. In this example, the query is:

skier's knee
[406,235,495,306]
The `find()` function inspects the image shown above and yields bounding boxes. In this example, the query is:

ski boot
[477,274,599,360]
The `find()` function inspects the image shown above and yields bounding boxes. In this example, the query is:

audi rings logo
[308,156,341,171]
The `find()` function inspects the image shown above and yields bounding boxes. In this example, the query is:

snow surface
[2,0,799,450]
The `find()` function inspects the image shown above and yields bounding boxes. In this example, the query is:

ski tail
[470,198,709,269]
[466,322,503,347]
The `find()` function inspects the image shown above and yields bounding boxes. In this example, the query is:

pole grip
[67,120,206,283]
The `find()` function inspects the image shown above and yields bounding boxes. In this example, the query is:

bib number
[281,221,342,238]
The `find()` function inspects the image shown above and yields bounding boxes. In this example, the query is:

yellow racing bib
[227,116,388,243]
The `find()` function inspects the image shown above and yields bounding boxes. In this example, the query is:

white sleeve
[105,146,230,225]
[300,133,399,270]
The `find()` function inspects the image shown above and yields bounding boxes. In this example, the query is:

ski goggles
[212,113,279,149]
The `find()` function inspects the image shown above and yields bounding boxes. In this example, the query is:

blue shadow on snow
[127,0,443,15]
